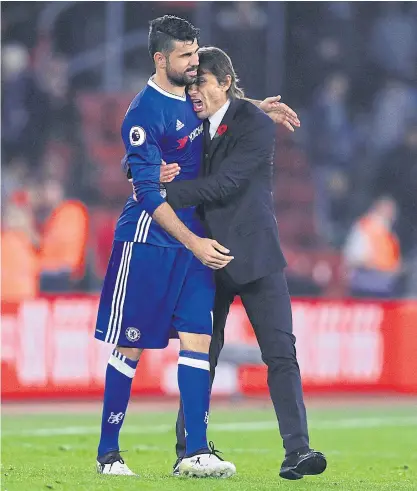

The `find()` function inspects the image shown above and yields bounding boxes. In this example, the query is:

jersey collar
[147,77,187,101]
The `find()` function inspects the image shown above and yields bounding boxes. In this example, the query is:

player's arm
[164,114,275,210]
[245,96,300,132]
[125,109,232,270]
[152,202,233,269]
[125,115,165,217]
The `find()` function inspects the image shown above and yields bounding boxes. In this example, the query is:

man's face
[164,39,199,87]
[188,70,228,119]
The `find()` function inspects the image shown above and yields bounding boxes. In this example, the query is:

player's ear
[154,52,167,69]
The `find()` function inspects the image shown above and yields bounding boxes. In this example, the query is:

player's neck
[152,73,186,98]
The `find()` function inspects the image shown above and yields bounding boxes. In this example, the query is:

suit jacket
[165,98,287,284]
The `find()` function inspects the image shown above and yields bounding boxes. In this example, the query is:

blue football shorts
[95,241,215,349]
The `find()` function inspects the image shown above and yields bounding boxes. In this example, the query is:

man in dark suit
[163,46,327,480]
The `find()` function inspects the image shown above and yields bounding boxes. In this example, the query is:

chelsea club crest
[125,327,141,342]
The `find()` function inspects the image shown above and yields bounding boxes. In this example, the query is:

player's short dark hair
[197,46,245,99]
[148,15,200,59]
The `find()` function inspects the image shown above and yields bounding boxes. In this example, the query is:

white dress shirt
[208,99,231,139]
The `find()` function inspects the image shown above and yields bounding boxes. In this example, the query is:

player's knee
[179,333,211,354]
[116,345,143,362]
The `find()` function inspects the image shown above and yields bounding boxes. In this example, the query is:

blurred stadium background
[1,4,417,486]
[2,1,417,489]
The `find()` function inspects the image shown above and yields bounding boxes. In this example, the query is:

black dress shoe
[279,448,327,480]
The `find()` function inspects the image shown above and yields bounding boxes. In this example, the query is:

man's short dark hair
[197,46,245,99]
[148,15,200,59]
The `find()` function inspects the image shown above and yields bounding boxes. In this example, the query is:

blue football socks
[177,350,210,456]
[97,349,138,457]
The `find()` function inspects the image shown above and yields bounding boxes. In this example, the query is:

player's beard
[166,59,197,87]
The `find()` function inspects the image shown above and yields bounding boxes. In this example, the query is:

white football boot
[178,442,236,478]
[96,451,137,476]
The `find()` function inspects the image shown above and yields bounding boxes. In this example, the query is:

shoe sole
[279,468,304,480]
[296,454,327,476]
[279,454,327,480]
[178,462,236,478]
[97,470,138,476]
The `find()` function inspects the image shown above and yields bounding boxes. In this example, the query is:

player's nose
[190,52,199,66]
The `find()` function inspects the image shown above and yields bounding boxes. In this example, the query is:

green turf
[2,404,417,490]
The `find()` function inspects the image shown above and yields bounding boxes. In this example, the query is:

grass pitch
[2,401,417,490]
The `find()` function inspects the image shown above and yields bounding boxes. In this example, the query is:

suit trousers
[175,269,309,457]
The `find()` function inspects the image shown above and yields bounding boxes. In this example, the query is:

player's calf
[177,333,212,456]
[97,349,139,462]
[176,333,237,478]
[177,347,211,455]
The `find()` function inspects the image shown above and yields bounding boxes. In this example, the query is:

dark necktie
[203,119,211,152]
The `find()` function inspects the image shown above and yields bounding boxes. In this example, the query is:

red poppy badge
[216,124,228,137]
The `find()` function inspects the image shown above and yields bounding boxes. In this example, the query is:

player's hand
[160,159,180,183]
[260,95,300,132]
[190,238,234,270]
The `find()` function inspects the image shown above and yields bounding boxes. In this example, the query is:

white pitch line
[3,416,417,438]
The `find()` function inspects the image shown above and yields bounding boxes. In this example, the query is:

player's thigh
[173,255,215,339]
[95,240,131,344]
[96,242,182,349]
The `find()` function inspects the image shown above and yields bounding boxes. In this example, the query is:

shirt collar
[147,77,186,101]
[208,99,231,139]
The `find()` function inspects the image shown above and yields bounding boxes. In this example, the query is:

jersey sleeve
[123,106,166,215]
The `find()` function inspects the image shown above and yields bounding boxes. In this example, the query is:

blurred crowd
[284,2,417,297]
[1,2,416,301]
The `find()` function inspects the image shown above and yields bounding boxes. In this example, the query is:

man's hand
[160,159,180,183]
[132,159,181,201]
[260,95,300,132]
[188,237,234,270]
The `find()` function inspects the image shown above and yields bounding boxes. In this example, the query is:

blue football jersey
[114,78,205,247]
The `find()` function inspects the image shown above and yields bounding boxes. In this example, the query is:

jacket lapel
[208,99,239,164]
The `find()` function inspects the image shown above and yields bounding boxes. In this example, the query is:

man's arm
[125,108,232,269]
[165,115,275,210]
[245,95,300,131]
[152,202,233,269]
